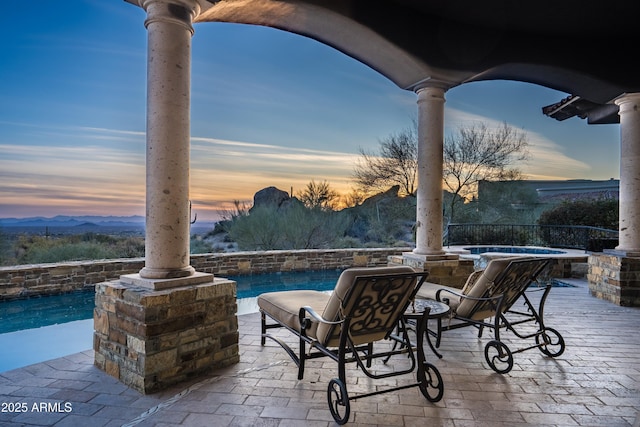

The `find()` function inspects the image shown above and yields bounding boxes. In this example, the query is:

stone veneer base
[389,253,475,288]
[94,276,238,394]
[588,253,640,307]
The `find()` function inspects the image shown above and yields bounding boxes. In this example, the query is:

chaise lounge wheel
[418,362,444,402]
[484,340,513,374]
[536,327,565,357]
[327,378,350,425]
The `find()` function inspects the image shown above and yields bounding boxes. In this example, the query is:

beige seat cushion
[258,266,417,347]
[258,290,330,340]
[416,257,538,320]
[458,256,539,319]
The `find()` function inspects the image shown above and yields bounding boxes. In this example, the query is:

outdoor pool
[0,290,95,335]
[0,268,574,372]
[0,269,342,372]
[0,290,95,373]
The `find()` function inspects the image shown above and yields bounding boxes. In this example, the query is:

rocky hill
[206,185,416,252]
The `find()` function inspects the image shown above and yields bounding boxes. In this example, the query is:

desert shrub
[346,194,415,246]
[538,199,618,229]
[279,206,351,249]
[225,204,350,251]
[190,235,213,254]
[536,199,618,248]
[112,237,145,258]
[0,228,13,265]
[332,236,363,249]
[11,233,145,265]
[226,206,284,250]
[18,240,118,264]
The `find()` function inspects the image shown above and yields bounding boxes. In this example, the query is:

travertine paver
[0,278,638,426]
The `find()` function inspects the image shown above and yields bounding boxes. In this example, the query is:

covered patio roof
[184,0,640,124]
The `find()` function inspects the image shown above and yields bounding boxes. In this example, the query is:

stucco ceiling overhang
[129,0,640,123]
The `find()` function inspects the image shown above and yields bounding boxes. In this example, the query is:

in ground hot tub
[465,246,566,255]
[446,245,586,275]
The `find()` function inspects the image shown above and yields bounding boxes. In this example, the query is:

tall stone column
[95,0,239,392]
[588,93,640,307]
[614,93,640,254]
[138,0,199,279]
[413,84,447,256]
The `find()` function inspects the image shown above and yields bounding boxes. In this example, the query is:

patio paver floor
[1,278,639,426]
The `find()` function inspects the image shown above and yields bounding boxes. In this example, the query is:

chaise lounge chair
[258,266,443,425]
[417,256,565,374]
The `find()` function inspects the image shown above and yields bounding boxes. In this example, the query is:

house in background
[478,178,619,203]
[474,179,619,223]
[527,178,619,202]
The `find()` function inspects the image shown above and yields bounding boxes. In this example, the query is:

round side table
[404,298,450,358]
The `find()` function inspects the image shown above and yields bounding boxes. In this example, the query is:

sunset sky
[0,1,622,221]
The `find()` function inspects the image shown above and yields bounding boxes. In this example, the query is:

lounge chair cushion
[258,266,416,347]
[417,256,538,320]
[257,289,330,339]
[318,266,416,346]
[457,257,525,319]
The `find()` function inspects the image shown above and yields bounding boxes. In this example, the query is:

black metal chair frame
[431,258,565,374]
[260,271,443,424]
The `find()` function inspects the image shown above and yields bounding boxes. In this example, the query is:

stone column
[138,0,199,280]
[614,93,640,254]
[95,0,239,393]
[588,93,640,308]
[413,84,447,256]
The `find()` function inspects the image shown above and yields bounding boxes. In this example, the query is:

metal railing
[446,224,619,251]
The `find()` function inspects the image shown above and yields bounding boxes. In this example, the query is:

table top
[405,298,450,318]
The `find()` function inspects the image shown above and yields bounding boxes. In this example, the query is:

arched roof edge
[195,1,469,91]
[195,0,635,105]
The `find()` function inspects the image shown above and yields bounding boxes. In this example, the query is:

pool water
[0,270,342,372]
[0,290,95,334]
[232,269,341,315]
[464,246,565,255]
[0,319,93,373]
[232,269,341,297]
[0,291,96,372]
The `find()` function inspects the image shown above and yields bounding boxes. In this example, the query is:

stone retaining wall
[0,248,409,300]
[0,247,591,301]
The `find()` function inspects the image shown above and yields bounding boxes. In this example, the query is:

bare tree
[352,126,418,197]
[353,121,528,224]
[297,180,339,211]
[443,121,529,222]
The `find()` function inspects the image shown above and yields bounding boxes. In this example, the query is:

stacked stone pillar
[588,254,640,307]
[94,277,238,394]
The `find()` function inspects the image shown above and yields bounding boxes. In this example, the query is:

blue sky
[0,1,621,221]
